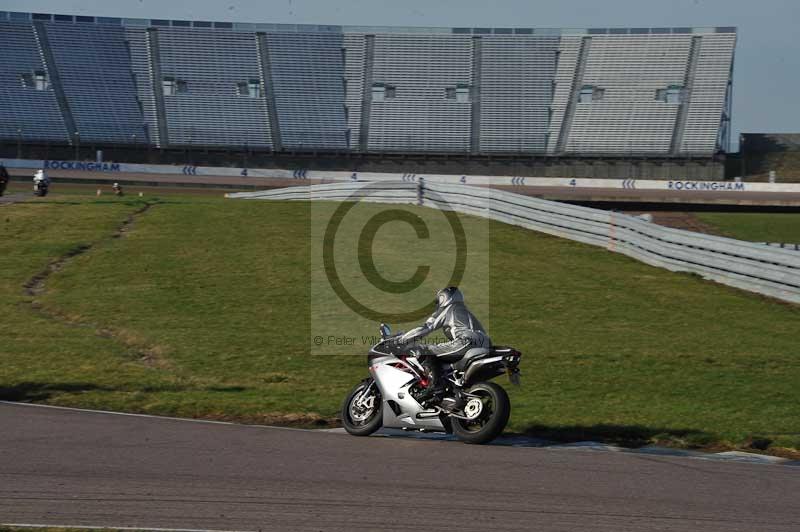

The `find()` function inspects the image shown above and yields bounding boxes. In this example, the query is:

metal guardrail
[764,242,800,252]
[227,180,800,304]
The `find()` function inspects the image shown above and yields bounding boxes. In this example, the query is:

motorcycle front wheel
[451,381,510,444]
[341,379,382,436]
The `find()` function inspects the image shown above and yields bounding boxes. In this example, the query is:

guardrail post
[607,212,616,252]
[417,177,425,206]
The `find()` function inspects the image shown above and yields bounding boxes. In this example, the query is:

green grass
[696,212,800,243]
[1,191,799,455]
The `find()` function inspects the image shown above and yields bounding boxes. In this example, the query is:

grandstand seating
[124,27,161,147]
[154,27,272,148]
[0,21,68,142]
[479,35,559,153]
[0,12,737,158]
[566,34,692,154]
[342,33,366,151]
[44,22,146,144]
[265,32,347,150]
[679,33,736,154]
[364,33,474,153]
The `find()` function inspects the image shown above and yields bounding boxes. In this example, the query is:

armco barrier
[227,181,800,304]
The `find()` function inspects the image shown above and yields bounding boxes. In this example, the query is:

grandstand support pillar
[555,36,591,154]
[147,28,169,148]
[469,37,482,155]
[256,33,283,152]
[358,35,376,153]
[721,58,734,154]
[670,36,701,155]
[33,22,77,147]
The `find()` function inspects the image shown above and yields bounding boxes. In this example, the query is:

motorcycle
[33,180,49,197]
[342,323,521,444]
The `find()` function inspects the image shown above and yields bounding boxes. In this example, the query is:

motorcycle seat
[451,347,492,372]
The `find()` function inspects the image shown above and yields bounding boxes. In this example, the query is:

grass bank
[1,191,799,455]
[697,212,800,243]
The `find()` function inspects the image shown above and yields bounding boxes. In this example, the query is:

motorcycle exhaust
[415,408,443,419]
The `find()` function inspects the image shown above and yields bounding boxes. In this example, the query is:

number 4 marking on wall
[460,175,467,184]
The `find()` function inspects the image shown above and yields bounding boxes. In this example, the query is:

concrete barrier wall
[227,181,800,304]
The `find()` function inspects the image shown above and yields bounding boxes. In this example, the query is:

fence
[764,243,800,252]
[227,180,800,304]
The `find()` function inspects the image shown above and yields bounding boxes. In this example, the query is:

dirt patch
[198,411,340,428]
[22,201,170,369]
[766,447,800,460]
[23,244,92,296]
[24,202,152,296]
[113,201,152,237]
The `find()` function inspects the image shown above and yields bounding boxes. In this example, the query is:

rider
[33,169,49,185]
[33,169,49,193]
[397,287,491,401]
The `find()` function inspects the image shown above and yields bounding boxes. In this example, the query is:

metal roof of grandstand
[1,11,736,35]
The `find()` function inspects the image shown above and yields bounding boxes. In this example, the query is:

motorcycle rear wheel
[451,381,510,444]
[341,379,382,436]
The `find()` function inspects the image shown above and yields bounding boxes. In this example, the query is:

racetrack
[0,193,28,205]
[2,403,798,532]
[8,168,800,206]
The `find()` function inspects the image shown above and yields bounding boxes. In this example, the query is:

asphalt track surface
[0,193,28,205]
[1,403,799,532]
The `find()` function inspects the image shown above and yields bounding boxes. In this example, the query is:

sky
[2,0,798,150]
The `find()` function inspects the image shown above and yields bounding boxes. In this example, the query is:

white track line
[2,523,254,532]
[0,400,315,432]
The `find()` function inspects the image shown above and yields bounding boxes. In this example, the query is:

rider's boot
[416,356,445,404]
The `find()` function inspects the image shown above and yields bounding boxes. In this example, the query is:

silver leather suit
[400,288,491,360]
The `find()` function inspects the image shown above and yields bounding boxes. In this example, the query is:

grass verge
[696,212,800,243]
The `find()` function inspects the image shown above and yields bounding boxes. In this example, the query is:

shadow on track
[0,381,248,402]
[522,423,716,449]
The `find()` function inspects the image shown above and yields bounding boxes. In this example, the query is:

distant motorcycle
[342,323,522,444]
[33,170,49,197]
[0,164,9,197]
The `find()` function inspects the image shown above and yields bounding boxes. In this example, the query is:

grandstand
[0,11,736,166]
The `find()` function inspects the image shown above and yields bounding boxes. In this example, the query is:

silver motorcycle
[342,323,521,444]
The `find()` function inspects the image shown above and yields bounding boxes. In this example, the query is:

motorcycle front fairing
[368,342,445,431]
